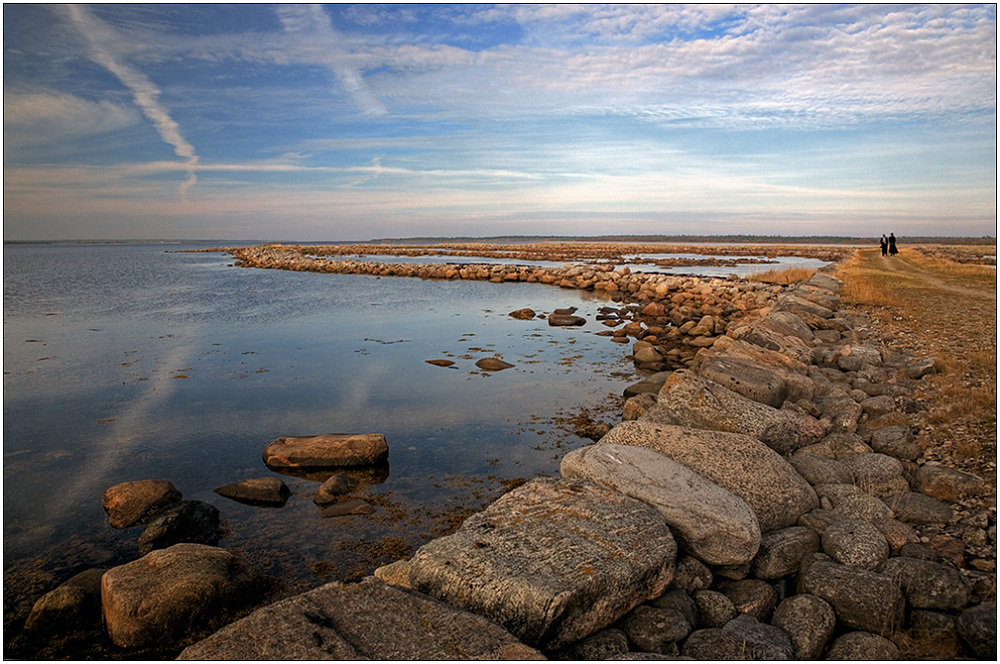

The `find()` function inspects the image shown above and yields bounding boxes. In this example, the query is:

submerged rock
[138,500,220,556]
[214,477,290,507]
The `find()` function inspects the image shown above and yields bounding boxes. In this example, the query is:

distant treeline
[369,235,997,246]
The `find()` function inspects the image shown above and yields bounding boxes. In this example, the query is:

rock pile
[179,270,995,660]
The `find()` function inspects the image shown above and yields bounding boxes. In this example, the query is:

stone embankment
[175,267,995,659]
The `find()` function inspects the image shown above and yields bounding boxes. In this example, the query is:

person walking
[880,234,888,256]
[888,233,898,256]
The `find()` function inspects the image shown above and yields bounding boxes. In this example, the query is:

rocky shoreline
[12,247,996,659]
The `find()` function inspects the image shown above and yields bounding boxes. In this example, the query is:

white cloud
[275,4,388,117]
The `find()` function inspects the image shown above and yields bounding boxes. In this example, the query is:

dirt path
[878,253,997,301]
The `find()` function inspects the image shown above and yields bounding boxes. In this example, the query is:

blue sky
[4,4,997,241]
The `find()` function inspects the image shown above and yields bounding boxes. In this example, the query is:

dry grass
[745,266,817,285]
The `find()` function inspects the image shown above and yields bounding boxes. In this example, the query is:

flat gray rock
[407,477,677,650]
[262,432,388,469]
[178,576,543,660]
[698,355,788,408]
[599,420,818,532]
[561,443,760,565]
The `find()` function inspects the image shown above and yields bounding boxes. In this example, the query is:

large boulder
[178,576,542,660]
[644,370,825,454]
[683,615,793,660]
[102,480,182,529]
[805,272,842,293]
[262,433,388,469]
[837,343,883,372]
[798,557,904,636]
[914,465,988,501]
[600,420,818,532]
[870,425,923,461]
[813,483,894,522]
[705,335,809,373]
[561,443,760,565]
[101,543,263,649]
[885,491,954,525]
[825,631,900,660]
[697,355,788,408]
[407,477,677,650]
[622,371,672,398]
[788,451,853,486]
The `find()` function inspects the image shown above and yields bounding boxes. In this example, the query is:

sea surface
[3,242,826,601]
[4,242,645,595]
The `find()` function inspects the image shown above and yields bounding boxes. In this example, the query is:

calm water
[4,243,640,592]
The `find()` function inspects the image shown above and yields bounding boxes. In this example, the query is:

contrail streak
[63,4,199,199]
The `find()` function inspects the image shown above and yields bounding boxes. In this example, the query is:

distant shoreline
[4,235,998,246]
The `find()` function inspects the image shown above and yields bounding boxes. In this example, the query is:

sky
[3,4,997,241]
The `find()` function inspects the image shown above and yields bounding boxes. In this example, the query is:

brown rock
[102,543,263,648]
[102,480,182,529]
[475,357,515,371]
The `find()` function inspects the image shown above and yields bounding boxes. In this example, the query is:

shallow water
[4,242,640,593]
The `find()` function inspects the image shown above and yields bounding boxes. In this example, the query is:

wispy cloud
[61,4,199,199]
[276,4,388,117]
